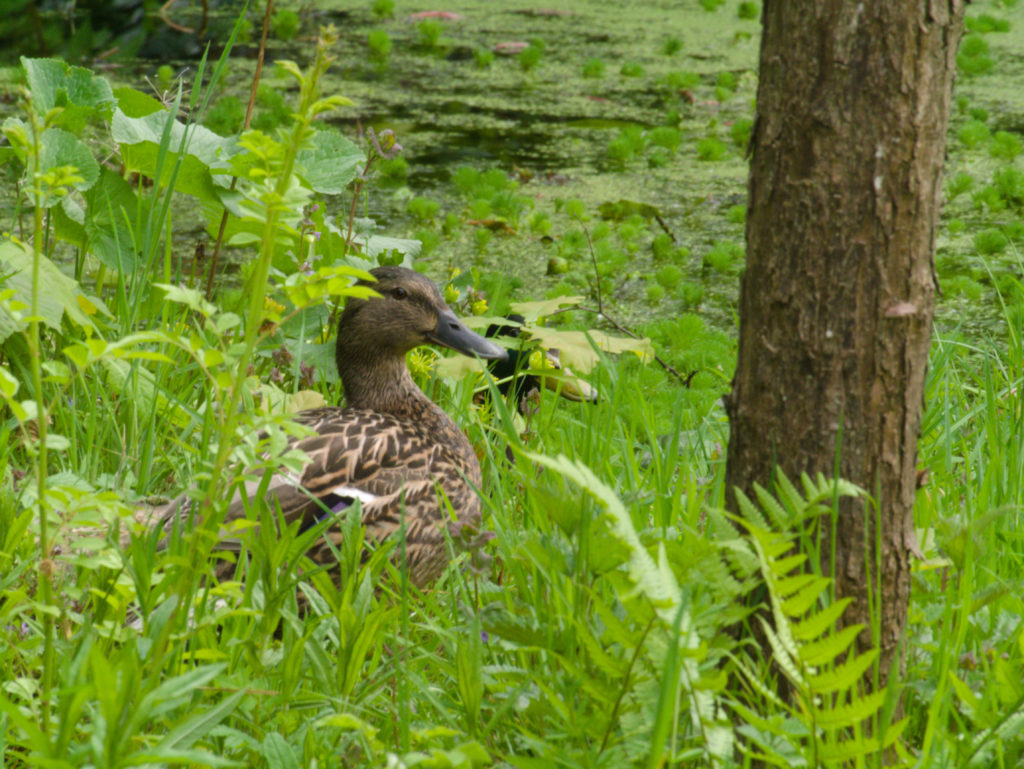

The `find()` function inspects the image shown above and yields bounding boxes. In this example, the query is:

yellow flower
[264,296,286,322]
[471,298,489,316]
[408,348,437,378]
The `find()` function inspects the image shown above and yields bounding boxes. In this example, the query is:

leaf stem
[26,91,54,735]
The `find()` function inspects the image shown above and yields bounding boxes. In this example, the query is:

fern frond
[806,648,879,693]
[758,616,807,688]
[734,487,771,534]
[790,598,852,642]
[817,716,908,762]
[781,575,831,615]
[753,481,791,529]
[799,624,863,667]
[806,689,886,729]
[774,572,819,602]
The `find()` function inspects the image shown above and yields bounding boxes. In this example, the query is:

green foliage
[991,130,1022,160]
[378,154,409,181]
[944,274,985,300]
[662,36,683,56]
[272,9,301,41]
[519,43,544,71]
[203,93,245,135]
[958,34,995,76]
[947,170,974,199]
[620,61,646,78]
[473,48,494,68]
[451,166,533,227]
[957,118,990,148]
[417,19,448,52]
[717,474,907,766]
[582,57,606,78]
[253,83,293,131]
[664,70,700,92]
[974,228,1009,255]
[965,13,1011,33]
[703,240,744,274]
[651,232,674,260]
[646,282,666,304]
[738,2,760,20]
[648,125,682,153]
[994,167,1024,207]
[697,136,728,161]
[529,211,552,235]
[368,28,393,63]
[372,0,395,18]
[408,195,441,222]
[3,5,1024,766]
[656,264,684,290]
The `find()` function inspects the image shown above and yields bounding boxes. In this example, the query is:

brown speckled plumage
[158,266,505,586]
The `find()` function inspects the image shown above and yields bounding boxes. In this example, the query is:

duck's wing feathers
[157,407,451,548]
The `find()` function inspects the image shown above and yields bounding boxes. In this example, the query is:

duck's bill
[430,309,508,361]
[539,350,599,403]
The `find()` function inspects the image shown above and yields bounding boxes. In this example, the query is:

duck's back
[237,404,483,584]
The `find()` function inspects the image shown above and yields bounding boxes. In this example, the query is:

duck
[483,314,599,413]
[157,266,507,587]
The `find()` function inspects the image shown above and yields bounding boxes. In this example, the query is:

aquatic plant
[697,136,728,161]
[372,0,394,18]
[582,57,606,78]
[368,28,392,63]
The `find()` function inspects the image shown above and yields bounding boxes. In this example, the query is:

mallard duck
[483,314,599,413]
[158,266,507,586]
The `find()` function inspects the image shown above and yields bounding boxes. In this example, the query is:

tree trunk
[724,0,965,684]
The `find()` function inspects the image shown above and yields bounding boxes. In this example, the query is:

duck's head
[337,266,507,364]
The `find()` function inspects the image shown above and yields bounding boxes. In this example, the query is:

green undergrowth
[0,3,1023,767]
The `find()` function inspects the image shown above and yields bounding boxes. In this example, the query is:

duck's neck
[338,347,436,419]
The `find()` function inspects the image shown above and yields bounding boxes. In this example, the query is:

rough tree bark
[724,1,965,684]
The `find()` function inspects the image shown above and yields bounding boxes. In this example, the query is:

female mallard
[159,266,506,586]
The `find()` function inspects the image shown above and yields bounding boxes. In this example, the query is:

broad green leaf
[82,167,142,272]
[297,129,363,194]
[351,231,421,263]
[22,57,113,131]
[112,108,234,203]
[112,86,166,118]
[0,239,94,339]
[289,390,325,412]
[434,353,488,380]
[509,295,583,322]
[526,326,653,373]
[44,433,69,451]
[53,196,87,249]
[154,282,217,316]
[38,127,100,203]
[0,366,18,398]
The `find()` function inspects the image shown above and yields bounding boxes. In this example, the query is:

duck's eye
[393,287,408,300]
